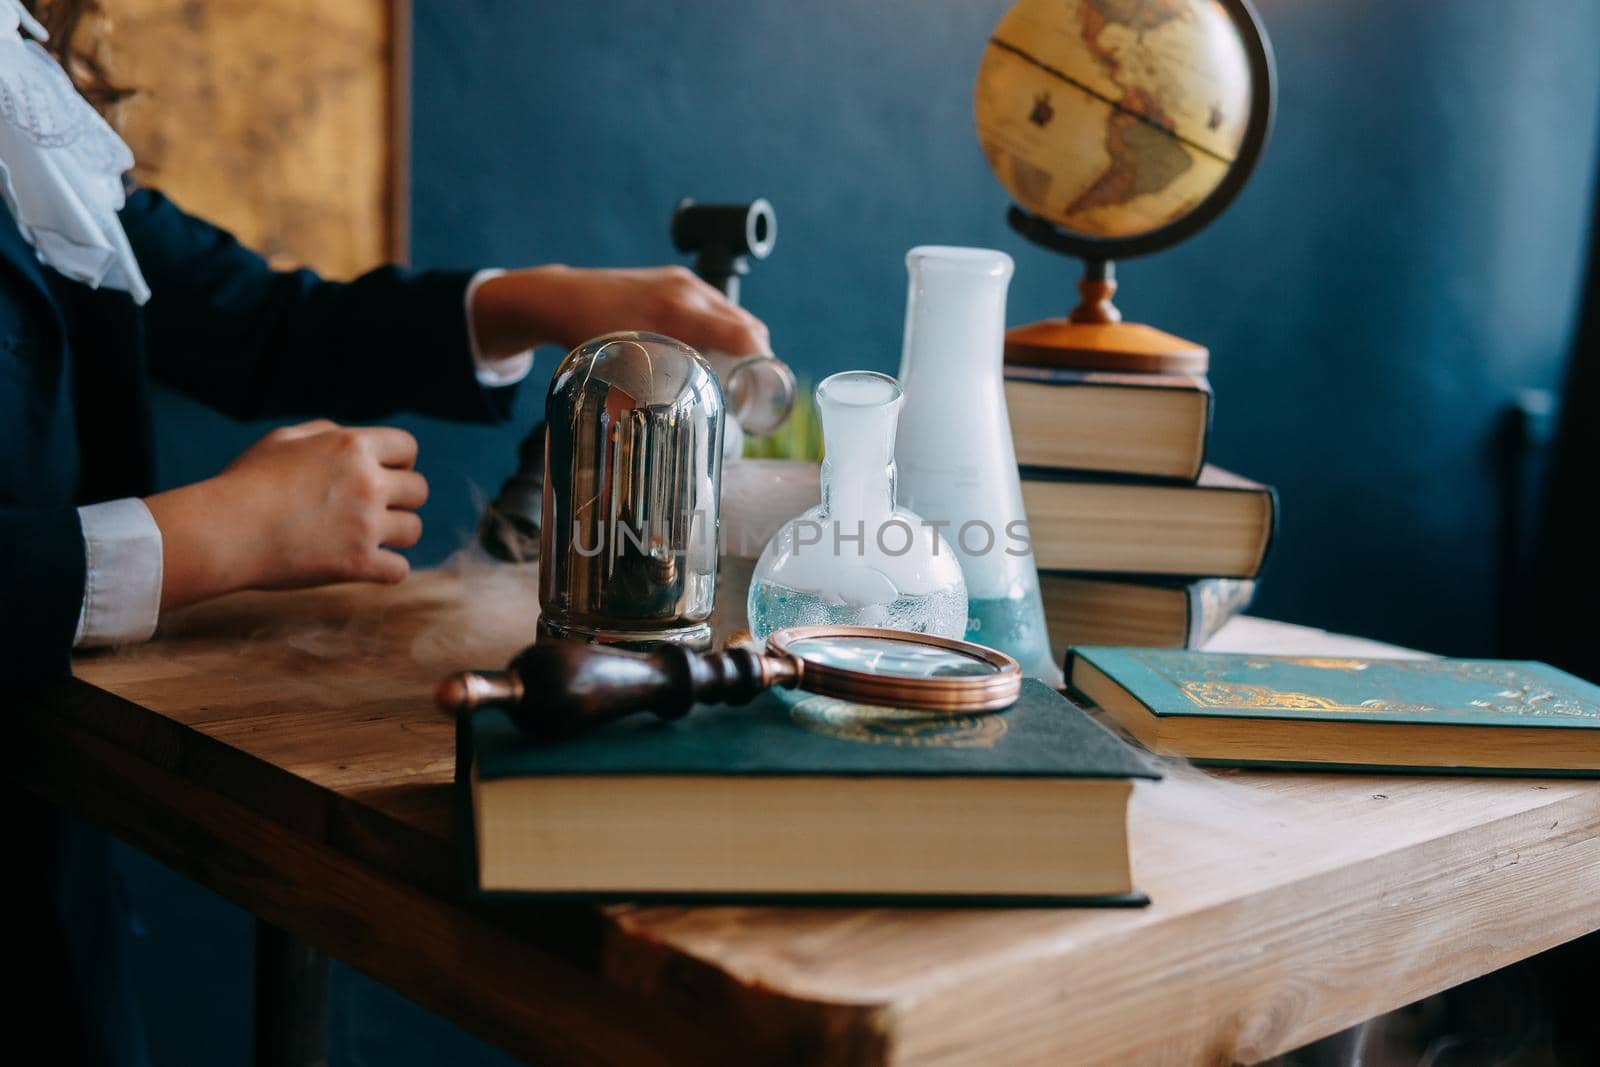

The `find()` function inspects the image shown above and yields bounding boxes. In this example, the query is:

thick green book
[1068,647,1600,774]
[458,679,1158,904]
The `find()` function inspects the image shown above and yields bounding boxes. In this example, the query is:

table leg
[254,919,331,1067]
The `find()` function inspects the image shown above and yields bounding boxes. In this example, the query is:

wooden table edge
[18,676,901,1066]
[874,783,1600,1064]
[24,597,1600,1066]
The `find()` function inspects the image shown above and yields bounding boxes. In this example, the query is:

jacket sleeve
[2,507,84,682]
[119,187,516,424]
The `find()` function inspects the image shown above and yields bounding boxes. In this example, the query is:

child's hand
[145,420,429,609]
[469,265,770,359]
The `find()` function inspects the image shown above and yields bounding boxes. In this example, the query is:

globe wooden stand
[1004,260,1209,375]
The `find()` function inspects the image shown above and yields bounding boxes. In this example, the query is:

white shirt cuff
[75,497,164,648]
[465,268,535,387]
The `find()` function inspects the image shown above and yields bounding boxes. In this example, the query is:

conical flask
[894,246,1057,680]
[746,371,967,642]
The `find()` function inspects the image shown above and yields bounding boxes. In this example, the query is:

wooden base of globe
[1004,319,1210,375]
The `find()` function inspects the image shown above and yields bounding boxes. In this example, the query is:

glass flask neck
[902,246,1014,378]
[816,371,902,525]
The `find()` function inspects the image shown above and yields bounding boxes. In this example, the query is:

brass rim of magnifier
[766,626,1023,713]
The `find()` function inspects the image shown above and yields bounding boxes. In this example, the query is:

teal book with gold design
[456,680,1158,904]
[1068,648,1600,774]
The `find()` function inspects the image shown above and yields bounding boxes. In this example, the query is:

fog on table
[975,0,1253,239]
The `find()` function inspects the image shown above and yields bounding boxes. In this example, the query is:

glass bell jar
[747,371,967,642]
[894,246,1057,680]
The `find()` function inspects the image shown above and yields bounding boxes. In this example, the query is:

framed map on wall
[90,0,408,278]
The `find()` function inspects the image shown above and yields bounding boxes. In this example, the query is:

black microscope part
[670,198,776,305]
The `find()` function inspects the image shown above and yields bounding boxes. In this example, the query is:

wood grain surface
[20,563,1600,1066]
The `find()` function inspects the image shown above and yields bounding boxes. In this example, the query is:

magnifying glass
[435,626,1022,739]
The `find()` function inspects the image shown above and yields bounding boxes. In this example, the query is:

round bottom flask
[747,371,966,642]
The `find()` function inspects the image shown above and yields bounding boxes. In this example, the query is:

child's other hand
[470,265,770,360]
[145,420,429,609]
[220,420,428,588]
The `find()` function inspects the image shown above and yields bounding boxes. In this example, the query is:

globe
[975,0,1264,247]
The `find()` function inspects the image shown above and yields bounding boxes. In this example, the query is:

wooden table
[18,564,1600,1066]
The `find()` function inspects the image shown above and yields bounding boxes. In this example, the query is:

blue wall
[151,0,1600,656]
[133,3,1600,1062]
[403,0,1600,655]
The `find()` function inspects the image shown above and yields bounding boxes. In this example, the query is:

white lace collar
[0,0,148,303]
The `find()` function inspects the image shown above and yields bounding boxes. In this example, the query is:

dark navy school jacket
[1,187,515,681]
[3,188,519,1063]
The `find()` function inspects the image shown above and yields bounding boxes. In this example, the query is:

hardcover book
[458,680,1159,904]
[1004,365,1212,481]
[1020,466,1277,577]
[1040,575,1255,661]
[1068,648,1600,774]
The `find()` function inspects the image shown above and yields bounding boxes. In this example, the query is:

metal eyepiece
[670,198,777,303]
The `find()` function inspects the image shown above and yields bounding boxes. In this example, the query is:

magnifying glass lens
[782,635,999,679]
[769,626,1022,712]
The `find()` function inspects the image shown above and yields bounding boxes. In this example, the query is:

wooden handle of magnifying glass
[435,639,800,738]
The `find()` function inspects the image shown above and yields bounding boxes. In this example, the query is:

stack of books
[1005,364,1277,664]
